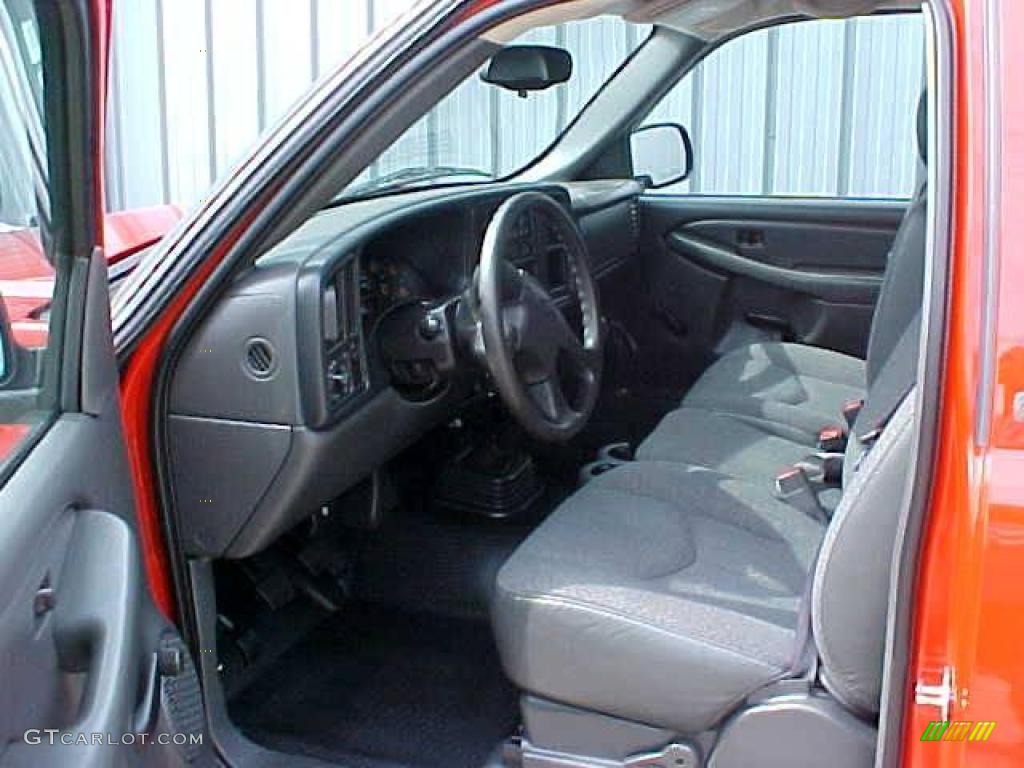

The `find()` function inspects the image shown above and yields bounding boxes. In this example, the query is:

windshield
[339,16,647,200]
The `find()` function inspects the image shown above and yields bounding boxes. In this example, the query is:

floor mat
[352,509,533,622]
[230,604,518,768]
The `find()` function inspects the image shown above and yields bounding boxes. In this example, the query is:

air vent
[243,338,277,379]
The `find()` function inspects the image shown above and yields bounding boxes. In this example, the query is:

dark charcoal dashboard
[167,180,641,559]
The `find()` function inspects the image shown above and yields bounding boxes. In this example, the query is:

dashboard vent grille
[244,338,276,378]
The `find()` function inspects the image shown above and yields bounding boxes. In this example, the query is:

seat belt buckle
[842,399,864,429]
[775,466,808,495]
[817,426,846,453]
[806,452,844,485]
[789,454,843,487]
[775,466,828,522]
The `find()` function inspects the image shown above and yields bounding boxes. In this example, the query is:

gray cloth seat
[493,393,918,734]
[635,94,928,477]
[634,346,865,485]
[680,342,866,442]
[492,460,825,733]
[636,406,822,480]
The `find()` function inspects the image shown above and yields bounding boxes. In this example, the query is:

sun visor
[482,0,919,46]
[625,0,919,40]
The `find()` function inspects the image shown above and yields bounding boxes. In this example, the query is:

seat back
[864,93,927,386]
[812,391,917,714]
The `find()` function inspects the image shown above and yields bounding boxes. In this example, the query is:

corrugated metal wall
[366,16,646,185]
[648,15,925,197]
[105,3,923,211]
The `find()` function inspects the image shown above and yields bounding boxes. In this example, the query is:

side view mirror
[0,294,15,386]
[630,123,693,189]
[480,45,572,97]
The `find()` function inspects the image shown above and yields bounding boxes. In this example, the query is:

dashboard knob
[419,313,443,340]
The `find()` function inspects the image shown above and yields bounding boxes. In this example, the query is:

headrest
[917,92,927,164]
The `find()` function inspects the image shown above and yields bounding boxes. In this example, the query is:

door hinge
[915,665,954,721]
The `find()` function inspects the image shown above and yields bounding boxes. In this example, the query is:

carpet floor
[230,603,518,768]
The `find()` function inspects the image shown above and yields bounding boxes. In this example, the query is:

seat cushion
[636,407,816,480]
[683,342,866,441]
[492,461,824,733]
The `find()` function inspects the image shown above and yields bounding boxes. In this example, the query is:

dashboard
[359,207,471,330]
[356,195,579,333]
[166,180,642,559]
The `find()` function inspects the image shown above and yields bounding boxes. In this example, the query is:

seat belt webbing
[856,314,921,444]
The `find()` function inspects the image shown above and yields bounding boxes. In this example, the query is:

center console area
[298,256,372,429]
[323,260,369,408]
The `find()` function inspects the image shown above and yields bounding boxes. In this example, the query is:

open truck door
[0,2,207,766]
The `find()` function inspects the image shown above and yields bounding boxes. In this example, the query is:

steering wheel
[473,192,603,442]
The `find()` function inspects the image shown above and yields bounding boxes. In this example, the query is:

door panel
[0,264,206,768]
[0,2,207,765]
[0,420,140,767]
[627,195,906,395]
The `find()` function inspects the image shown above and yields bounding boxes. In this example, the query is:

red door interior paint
[903,1,1024,766]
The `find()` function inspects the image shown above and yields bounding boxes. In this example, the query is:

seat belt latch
[842,398,864,429]
[784,454,843,487]
[817,426,846,453]
[775,466,828,522]
[800,452,843,486]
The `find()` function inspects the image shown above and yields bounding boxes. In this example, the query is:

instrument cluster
[359,254,432,330]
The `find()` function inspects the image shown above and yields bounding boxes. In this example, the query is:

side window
[0,0,62,473]
[642,15,924,198]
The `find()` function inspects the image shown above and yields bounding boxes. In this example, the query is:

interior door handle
[736,228,764,248]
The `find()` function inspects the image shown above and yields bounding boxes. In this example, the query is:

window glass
[643,15,924,198]
[105,6,652,212]
[0,0,45,228]
[343,16,649,199]
[0,0,62,474]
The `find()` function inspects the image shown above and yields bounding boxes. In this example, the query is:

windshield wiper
[341,165,493,199]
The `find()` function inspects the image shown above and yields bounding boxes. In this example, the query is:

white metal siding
[646,15,924,197]
[105,2,924,211]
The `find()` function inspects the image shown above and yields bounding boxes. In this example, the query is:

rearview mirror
[630,123,693,189]
[480,45,572,96]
